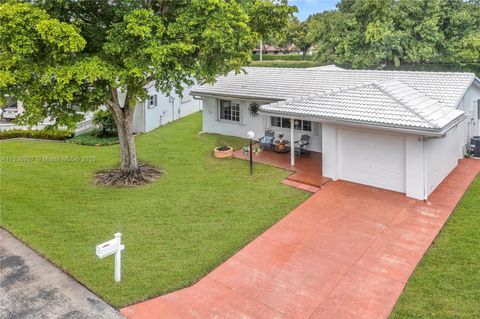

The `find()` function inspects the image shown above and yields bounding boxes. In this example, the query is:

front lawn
[390,176,480,318]
[0,112,309,307]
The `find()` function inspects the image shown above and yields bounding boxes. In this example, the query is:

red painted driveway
[122,159,480,319]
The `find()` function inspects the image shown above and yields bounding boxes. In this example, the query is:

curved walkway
[122,159,480,319]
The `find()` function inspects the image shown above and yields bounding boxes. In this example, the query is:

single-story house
[132,82,202,133]
[2,82,202,134]
[191,66,480,200]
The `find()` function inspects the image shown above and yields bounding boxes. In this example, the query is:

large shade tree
[0,0,294,184]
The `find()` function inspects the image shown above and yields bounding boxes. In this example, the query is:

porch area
[233,148,331,192]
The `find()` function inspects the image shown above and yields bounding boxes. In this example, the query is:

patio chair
[294,135,311,155]
[258,130,275,150]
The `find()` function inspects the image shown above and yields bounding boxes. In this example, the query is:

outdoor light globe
[247,131,255,139]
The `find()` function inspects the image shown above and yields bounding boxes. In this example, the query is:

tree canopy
[0,0,294,182]
[307,0,480,67]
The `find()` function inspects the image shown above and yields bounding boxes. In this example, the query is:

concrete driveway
[0,229,124,319]
[121,158,480,319]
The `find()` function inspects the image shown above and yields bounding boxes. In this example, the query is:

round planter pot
[214,146,233,158]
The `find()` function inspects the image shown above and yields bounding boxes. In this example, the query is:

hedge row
[0,129,74,141]
[67,130,119,146]
[249,60,323,68]
[252,54,313,61]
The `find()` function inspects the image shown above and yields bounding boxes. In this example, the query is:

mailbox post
[96,232,125,282]
[246,131,255,175]
[114,233,122,282]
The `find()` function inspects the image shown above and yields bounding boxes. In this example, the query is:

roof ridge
[269,81,377,108]
[244,66,476,76]
[374,80,441,129]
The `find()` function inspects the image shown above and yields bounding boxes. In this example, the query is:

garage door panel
[338,128,406,193]
[357,158,371,170]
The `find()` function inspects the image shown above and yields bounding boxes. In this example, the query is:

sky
[290,0,339,21]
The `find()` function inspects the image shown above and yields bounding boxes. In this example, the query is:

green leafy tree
[291,18,313,59]
[309,0,480,67]
[0,0,293,183]
[307,11,357,65]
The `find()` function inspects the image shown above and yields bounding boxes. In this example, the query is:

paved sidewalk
[0,229,125,319]
[121,159,480,319]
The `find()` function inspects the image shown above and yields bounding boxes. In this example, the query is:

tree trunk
[107,90,138,173]
[115,109,138,173]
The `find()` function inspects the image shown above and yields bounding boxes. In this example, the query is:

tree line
[275,0,480,67]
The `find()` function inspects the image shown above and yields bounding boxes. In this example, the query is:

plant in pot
[214,141,233,158]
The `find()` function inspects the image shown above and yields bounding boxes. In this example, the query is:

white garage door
[338,128,406,193]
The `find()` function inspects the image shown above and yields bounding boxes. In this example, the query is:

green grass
[0,112,309,307]
[390,176,480,318]
[68,131,119,146]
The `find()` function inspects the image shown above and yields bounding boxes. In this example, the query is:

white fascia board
[453,75,478,109]
[188,92,280,103]
[259,110,465,137]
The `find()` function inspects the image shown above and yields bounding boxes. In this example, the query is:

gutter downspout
[423,136,428,201]
[290,118,295,166]
[143,101,147,133]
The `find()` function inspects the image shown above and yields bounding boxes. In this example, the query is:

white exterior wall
[405,135,425,200]
[131,101,145,133]
[132,84,202,133]
[457,81,480,151]
[424,124,462,196]
[322,124,337,179]
[202,97,323,152]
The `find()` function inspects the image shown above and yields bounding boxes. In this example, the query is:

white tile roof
[308,65,345,71]
[261,80,465,131]
[191,67,475,132]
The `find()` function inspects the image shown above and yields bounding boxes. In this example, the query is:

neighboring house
[305,45,318,56]
[1,98,24,122]
[253,44,300,55]
[284,43,302,55]
[131,82,202,133]
[1,97,94,135]
[191,66,480,200]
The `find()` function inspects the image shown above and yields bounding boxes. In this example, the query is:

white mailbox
[96,238,122,258]
[96,233,124,282]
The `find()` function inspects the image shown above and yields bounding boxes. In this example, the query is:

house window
[271,116,311,131]
[148,95,157,109]
[302,121,312,131]
[271,116,281,127]
[477,99,480,120]
[220,100,240,122]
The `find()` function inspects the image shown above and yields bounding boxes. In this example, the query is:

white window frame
[218,99,241,123]
[148,94,158,109]
[270,116,312,132]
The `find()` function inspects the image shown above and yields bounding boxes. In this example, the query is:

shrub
[216,141,231,151]
[68,130,119,146]
[0,129,74,140]
[92,109,117,137]
[252,54,314,61]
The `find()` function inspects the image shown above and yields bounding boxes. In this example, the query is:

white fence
[0,119,95,135]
